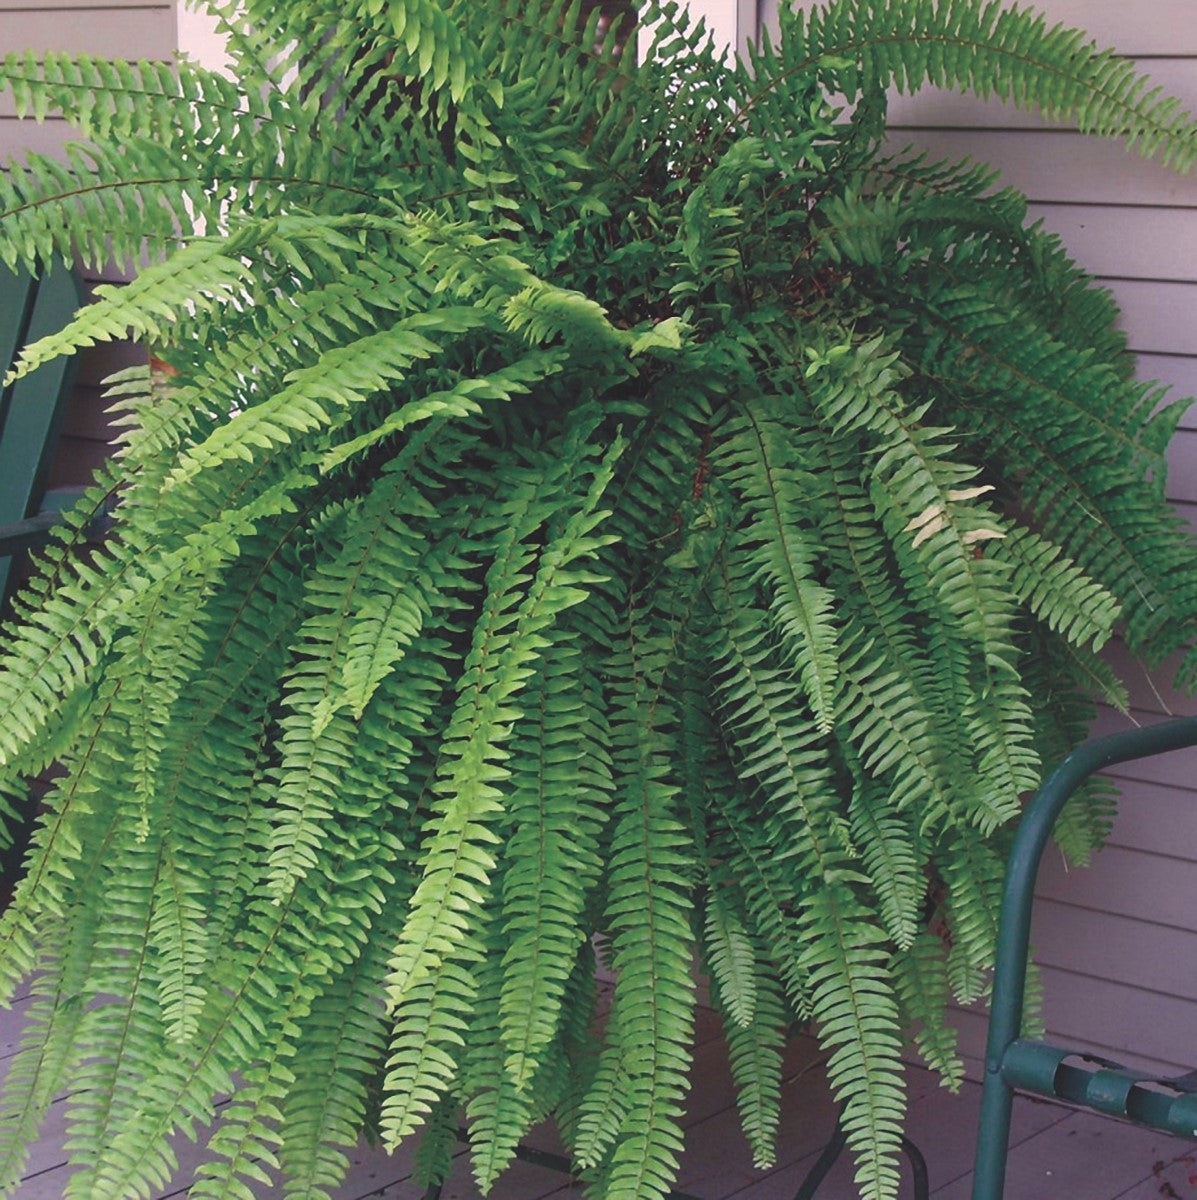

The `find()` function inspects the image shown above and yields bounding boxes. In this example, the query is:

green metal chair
[0,265,83,611]
[972,716,1197,1200]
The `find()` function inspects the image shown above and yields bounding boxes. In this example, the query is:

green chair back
[0,266,82,607]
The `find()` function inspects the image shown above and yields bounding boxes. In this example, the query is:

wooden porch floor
[6,986,1196,1200]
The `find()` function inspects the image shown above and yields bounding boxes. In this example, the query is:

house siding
[765,0,1197,1078]
[0,1,176,493]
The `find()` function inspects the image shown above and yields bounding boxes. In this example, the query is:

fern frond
[801,887,906,1200]
[0,926,96,1192]
[892,932,963,1087]
[717,939,787,1169]
[384,420,619,1014]
[847,777,923,951]
[588,603,696,1200]
[498,637,612,1089]
[936,827,1004,1004]
[717,400,840,732]
[770,0,1196,167]
[7,233,260,384]
[460,938,536,1194]
[169,305,494,487]
[276,940,392,1200]
[703,886,759,1029]
[571,996,634,1172]
[995,527,1119,648]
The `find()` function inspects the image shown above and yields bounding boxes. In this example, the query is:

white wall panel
[0,7,173,57]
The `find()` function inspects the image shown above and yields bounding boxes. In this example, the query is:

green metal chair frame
[972,716,1197,1200]
[0,265,83,610]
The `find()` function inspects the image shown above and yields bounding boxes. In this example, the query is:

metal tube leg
[972,1065,1016,1200]
[792,1117,929,1199]
[900,1134,929,1200]
[792,1120,849,1200]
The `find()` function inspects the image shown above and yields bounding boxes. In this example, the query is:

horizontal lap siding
[901,15,1197,1077]
[0,7,175,53]
[0,8,177,158]
[770,0,1197,1080]
[0,3,176,492]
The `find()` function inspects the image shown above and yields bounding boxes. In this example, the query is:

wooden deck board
[697,1068,1066,1199]
[6,996,1197,1200]
[11,1092,70,1180]
[932,1110,1196,1200]
[0,992,33,1062]
[10,1161,76,1200]
[1111,1146,1197,1199]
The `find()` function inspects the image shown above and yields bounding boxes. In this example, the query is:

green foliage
[0,1,1194,1197]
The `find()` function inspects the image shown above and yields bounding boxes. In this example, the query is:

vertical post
[735,0,758,57]
[972,1044,1016,1200]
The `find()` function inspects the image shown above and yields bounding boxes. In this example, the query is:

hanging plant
[0,2,1194,1197]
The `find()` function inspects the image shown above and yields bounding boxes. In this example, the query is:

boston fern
[0,1,1195,1197]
